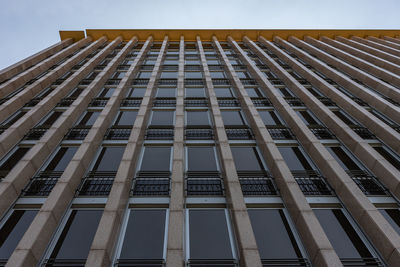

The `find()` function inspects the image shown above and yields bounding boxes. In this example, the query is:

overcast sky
[1,0,399,70]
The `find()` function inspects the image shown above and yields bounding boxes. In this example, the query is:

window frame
[136,145,174,174]
[185,146,221,173]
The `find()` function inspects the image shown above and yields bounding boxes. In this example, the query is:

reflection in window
[246,88,263,98]
[160,72,177,79]
[185,72,203,79]
[187,147,218,172]
[140,147,171,172]
[76,111,100,127]
[97,88,115,98]
[258,110,284,126]
[188,209,234,260]
[278,147,314,171]
[295,110,320,126]
[332,110,358,125]
[150,111,174,126]
[221,111,246,126]
[156,88,176,98]
[113,111,138,126]
[379,209,400,235]
[91,147,125,172]
[214,88,234,98]
[118,210,166,260]
[127,88,146,98]
[185,88,206,98]
[210,72,226,79]
[248,209,303,260]
[314,209,373,261]
[48,210,102,263]
[0,210,38,260]
[186,111,210,126]
[231,147,265,172]
[42,147,78,172]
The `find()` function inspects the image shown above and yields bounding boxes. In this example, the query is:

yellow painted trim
[59,30,86,42]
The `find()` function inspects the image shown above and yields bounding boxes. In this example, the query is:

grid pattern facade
[0,30,400,267]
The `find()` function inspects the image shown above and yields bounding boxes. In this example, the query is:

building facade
[0,29,400,267]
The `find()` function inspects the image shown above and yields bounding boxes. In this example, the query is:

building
[0,29,400,267]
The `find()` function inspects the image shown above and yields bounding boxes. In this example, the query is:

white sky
[1,0,399,70]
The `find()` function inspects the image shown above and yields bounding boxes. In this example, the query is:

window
[231,147,266,172]
[137,72,151,79]
[248,209,304,260]
[214,88,234,98]
[0,210,38,260]
[76,111,100,127]
[236,71,251,79]
[97,87,115,98]
[139,147,171,172]
[295,110,320,125]
[246,88,264,98]
[42,147,78,172]
[185,88,206,98]
[37,111,63,127]
[117,209,167,261]
[67,88,84,98]
[127,87,146,98]
[187,147,218,172]
[150,111,174,126]
[188,209,235,260]
[1,110,26,127]
[277,87,294,97]
[185,72,203,79]
[207,59,219,65]
[258,110,284,126]
[91,147,126,172]
[278,147,315,171]
[326,146,362,171]
[113,111,138,126]
[47,210,102,264]
[0,146,31,178]
[332,110,358,125]
[373,146,400,171]
[185,59,200,65]
[221,111,246,126]
[210,72,226,79]
[186,111,210,126]
[156,88,176,98]
[314,209,375,262]
[160,72,177,79]
[379,209,400,235]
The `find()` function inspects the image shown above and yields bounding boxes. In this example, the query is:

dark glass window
[127,88,146,98]
[38,111,63,127]
[0,210,38,260]
[187,147,218,172]
[2,110,26,127]
[156,88,176,98]
[379,209,400,235]
[248,209,303,259]
[314,209,373,259]
[221,111,246,126]
[246,88,263,98]
[150,111,174,126]
[43,147,78,172]
[189,209,233,259]
[185,72,203,79]
[258,110,284,126]
[137,72,151,79]
[295,110,320,125]
[231,147,265,172]
[237,71,251,79]
[186,88,206,98]
[277,87,294,97]
[210,72,226,79]
[0,147,31,177]
[49,210,102,261]
[278,147,314,171]
[76,111,100,127]
[119,209,166,259]
[140,147,171,172]
[160,72,177,79]
[91,147,125,172]
[68,88,84,98]
[114,111,138,126]
[186,111,210,126]
[333,110,358,125]
[214,88,234,98]
[185,59,200,65]
[373,146,400,171]
[97,88,115,98]
[326,147,361,171]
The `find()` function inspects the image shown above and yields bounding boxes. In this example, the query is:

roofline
[59,29,400,42]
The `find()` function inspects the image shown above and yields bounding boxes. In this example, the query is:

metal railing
[89,97,109,107]
[104,127,132,140]
[346,170,388,196]
[349,125,376,139]
[284,97,304,106]
[341,257,383,266]
[43,259,87,267]
[131,79,149,85]
[266,125,295,140]
[121,98,142,107]
[158,79,177,86]
[186,172,223,196]
[187,259,238,267]
[115,259,165,267]
[185,79,204,86]
[226,128,254,140]
[239,175,278,196]
[64,126,91,140]
[240,79,257,85]
[212,79,230,86]
[317,97,337,106]
[24,126,50,140]
[153,98,176,107]
[251,98,273,107]
[185,98,208,107]
[131,178,170,196]
[308,125,336,139]
[22,171,63,196]
[57,97,76,107]
[217,98,240,107]
[261,258,311,266]
[291,170,333,196]
[76,171,116,196]
[185,128,214,140]
[145,128,174,140]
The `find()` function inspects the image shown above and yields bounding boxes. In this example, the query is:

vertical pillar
[351,36,400,57]
[383,36,400,45]
[84,36,168,267]
[367,36,400,50]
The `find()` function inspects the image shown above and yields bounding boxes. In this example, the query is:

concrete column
[0,38,73,84]
[269,36,400,154]
[84,36,166,267]
[351,36,400,57]
[0,36,113,217]
[246,36,400,265]
[0,37,106,159]
[0,37,89,99]
[330,36,400,75]
[4,36,136,267]
[336,36,400,65]
[383,36,400,45]
[199,36,262,267]
[212,36,340,266]
[317,36,400,85]
[367,36,400,50]
[165,36,185,267]
[288,36,400,123]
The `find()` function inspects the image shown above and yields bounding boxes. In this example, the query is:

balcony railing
[351,97,369,107]
[187,259,238,267]
[239,174,278,195]
[185,98,208,107]
[212,79,230,86]
[185,79,204,86]
[226,128,254,140]
[43,259,87,267]
[121,98,142,107]
[185,128,214,140]
[158,79,177,86]
[77,171,116,196]
[186,172,223,196]
[132,79,149,85]
[145,128,174,140]
[317,97,337,107]
[57,97,76,107]
[261,258,311,266]
[89,97,108,107]
[115,259,165,267]
[153,98,176,107]
[346,170,388,196]
[104,127,132,140]
[340,257,383,266]
[217,98,240,107]
[24,97,43,107]
[24,126,50,140]
[266,125,295,140]
[291,170,333,196]
[240,79,257,85]
[349,125,376,139]
[308,125,336,139]
[284,97,304,106]
[251,98,273,107]
[22,171,63,196]
[131,178,170,196]
[64,126,91,140]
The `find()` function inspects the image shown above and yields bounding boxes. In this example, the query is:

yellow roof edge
[59,31,86,42]
[61,29,400,42]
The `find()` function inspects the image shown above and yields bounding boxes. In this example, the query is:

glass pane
[119,210,166,259]
[210,72,226,79]
[187,147,218,172]
[373,147,400,171]
[246,88,263,98]
[137,72,151,79]
[50,210,102,260]
[0,147,31,174]
[278,147,314,171]
[114,111,138,126]
[186,111,210,126]
[314,209,372,259]
[379,209,400,235]
[91,147,125,172]
[326,147,361,171]
[258,111,283,126]
[186,88,206,98]
[0,210,38,259]
[333,110,357,125]
[39,112,63,126]
[43,147,78,172]
[76,112,100,127]
[248,209,302,259]
[98,88,115,98]
[160,72,177,79]
[231,147,265,172]
[156,88,176,98]
[185,72,203,79]
[295,111,320,125]
[128,88,146,98]
[150,111,174,126]
[221,111,246,126]
[140,147,171,172]
[189,209,233,259]
[214,88,234,98]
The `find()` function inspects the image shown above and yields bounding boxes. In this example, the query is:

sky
[1,0,400,70]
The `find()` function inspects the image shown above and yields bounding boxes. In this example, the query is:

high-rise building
[0,29,400,267]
